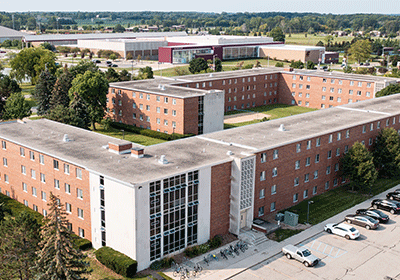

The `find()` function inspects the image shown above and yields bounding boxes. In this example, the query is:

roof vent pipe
[158,155,168,164]
[278,124,286,131]
[63,134,70,142]
[158,84,165,90]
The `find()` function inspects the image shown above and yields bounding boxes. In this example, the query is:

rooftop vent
[108,142,132,154]
[159,155,168,164]
[278,124,286,131]
[131,147,144,158]
[63,134,71,142]
[210,73,213,77]
[158,84,166,90]
[227,151,234,155]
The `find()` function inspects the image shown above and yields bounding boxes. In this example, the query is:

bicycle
[180,267,190,280]
[220,249,228,260]
[203,255,210,266]
[192,263,203,276]
[173,263,183,277]
[209,253,219,261]
[225,247,235,258]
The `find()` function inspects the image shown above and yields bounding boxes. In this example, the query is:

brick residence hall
[107,67,399,135]
[1,93,400,271]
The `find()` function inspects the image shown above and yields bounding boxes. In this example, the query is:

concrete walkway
[164,183,400,280]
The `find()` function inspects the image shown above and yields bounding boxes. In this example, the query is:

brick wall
[0,140,92,241]
[210,161,232,238]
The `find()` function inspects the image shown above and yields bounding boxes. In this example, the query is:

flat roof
[1,94,400,186]
[0,25,24,38]
[260,44,325,51]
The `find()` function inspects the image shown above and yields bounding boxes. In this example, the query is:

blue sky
[1,0,398,14]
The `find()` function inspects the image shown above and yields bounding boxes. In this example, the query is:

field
[285,33,354,45]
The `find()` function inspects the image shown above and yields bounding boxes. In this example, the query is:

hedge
[110,122,194,141]
[184,235,222,258]
[95,246,138,277]
[0,193,92,250]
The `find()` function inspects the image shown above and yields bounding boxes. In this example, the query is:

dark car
[386,192,400,201]
[92,59,101,63]
[371,199,400,214]
[106,61,112,65]
[356,209,389,223]
[111,64,118,67]
[345,214,379,230]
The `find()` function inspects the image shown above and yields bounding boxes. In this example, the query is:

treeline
[2,11,400,35]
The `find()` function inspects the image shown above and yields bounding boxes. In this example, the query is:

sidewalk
[164,183,400,280]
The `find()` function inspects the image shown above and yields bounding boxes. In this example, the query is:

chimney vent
[108,142,132,154]
[278,124,286,131]
[63,134,70,142]
[131,147,144,158]
[159,155,168,164]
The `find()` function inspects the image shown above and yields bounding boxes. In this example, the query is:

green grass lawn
[267,229,303,242]
[224,104,317,129]
[20,83,35,95]
[285,33,354,46]
[93,123,166,146]
[281,177,400,225]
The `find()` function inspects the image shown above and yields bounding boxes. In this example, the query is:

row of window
[292,75,372,88]
[21,179,83,200]
[111,89,177,105]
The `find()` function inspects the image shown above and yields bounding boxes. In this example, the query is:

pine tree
[34,193,89,280]
[34,69,57,115]
[0,212,41,280]
[50,68,73,109]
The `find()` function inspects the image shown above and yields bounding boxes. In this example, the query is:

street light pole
[307,200,314,224]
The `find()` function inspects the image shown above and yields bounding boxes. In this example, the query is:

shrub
[208,235,222,249]
[275,62,284,67]
[95,246,138,277]
[160,257,175,268]
[242,64,253,69]
[73,236,92,250]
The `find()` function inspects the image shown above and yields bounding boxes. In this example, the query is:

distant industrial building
[0,25,24,43]
[258,44,329,64]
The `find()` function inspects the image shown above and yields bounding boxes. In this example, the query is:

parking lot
[232,213,400,280]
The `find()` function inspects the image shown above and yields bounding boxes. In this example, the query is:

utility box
[284,211,299,227]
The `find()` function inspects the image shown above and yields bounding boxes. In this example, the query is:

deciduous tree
[347,39,372,64]
[270,26,285,42]
[189,57,208,74]
[376,83,400,97]
[372,127,400,177]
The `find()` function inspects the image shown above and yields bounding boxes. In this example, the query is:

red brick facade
[210,161,232,238]
[0,140,91,241]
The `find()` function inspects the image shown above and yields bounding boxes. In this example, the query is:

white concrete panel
[203,90,225,134]
[197,166,211,245]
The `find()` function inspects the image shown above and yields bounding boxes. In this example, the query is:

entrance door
[240,211,247,228]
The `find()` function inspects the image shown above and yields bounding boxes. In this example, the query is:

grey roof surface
[23,31,187,42]
[1,94,400,186]
[0,26,25,38]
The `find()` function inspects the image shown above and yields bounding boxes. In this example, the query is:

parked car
[111,64,118,67]
[356,209,389,223]
[371,199,400,214]
[282,245,320,267]
[106,61,112,65]
[345,214,379,230]
[0,50,6,53]
[92,59,101,63]
[386,191,400,201]
[324,223,360,240]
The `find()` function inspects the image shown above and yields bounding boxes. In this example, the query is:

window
[146,105,150,111]
[2,157,7,167]
[362,125,366,133]
[164,108,168,115]
[377,121,381,129]
[367,82,371,88]
[156,96,160,102]
[322,95,326,100]
[296,143,301,153]
[76,168,82,179]
[43,209,47,217]
[295,160,300,170]
[304,173,309,182]
[315,154,320,163]
[132,113,136,119]
[77,188,83,199]
[306,157,311,166]
[24,200,28,207]
[272,167,277,177]
[292,83,296,88]
[271,185,276,195]
[346,130,350,138]
[337,132,342,141]
[156,118,160,124]
[21,165,26,174]
[322,78,327,83]
[78,209,84,219]
[366,91,371,97]
[20,147,25,156]
[146,94,150,100]
[313,186,317,195]
[350,81,354,86]
[344,145,349,153]
[39,154,44,164]
[65,183,71,194]
[258,206,264,217]
[325,181,330,190]
[31,169,36,179]
[357,91,362,96]
[314,170,318,179]
[323,86,327,92]
[164,97,169,103]
[172,110,177,116]
[338,88,342,94]
[259,189,265,199]
[271,202,276,212]
[260,171,266,181]
[132,102,137,109]
[172,121,176,128]
[326,166,331,175]
[32,187,37,197]
[293,193,298,202]
[1,141,5,150]
[139,93,143,99]
[118,100,122,106]
[139,104,143,110]
[349,90,353,95]
[41,191,46,201]
[66,202,71,213]
[334,178,338,186]
[40,173,45,183]
[307,140,311,150]
[328,134,333,143]
[260,153,267,163]
[22,182,27,192]
[335,163,339,172]
[358,81,362,87]
[64,164,70,174]
[386,119,390,126]
[316,138,321,147]
[273,149,278,159]
[33,205,38,212]
[327,150,332,159]
[336,148,340,156]
[303,189,308,199]
[294,177,299,186]
[369,138,373,145]
[29,151,35,161]
[164,119,168,126]
[54,179,60,189]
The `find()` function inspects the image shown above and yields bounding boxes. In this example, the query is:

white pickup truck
[282,245,320,267]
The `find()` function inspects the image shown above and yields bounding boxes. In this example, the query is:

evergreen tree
[372,127,400,177]
[270,26,285,42]
[50,69,73,109]
[138,66,154,79]
[69,93,91,129]
[215,58,223,72]
[2,92,31,120]
[340,141,378,192]
[34,69,57,115]
[376,83,400,97]
[34,192,89,280]
[0,212,41,280]
[189,58,208,74]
